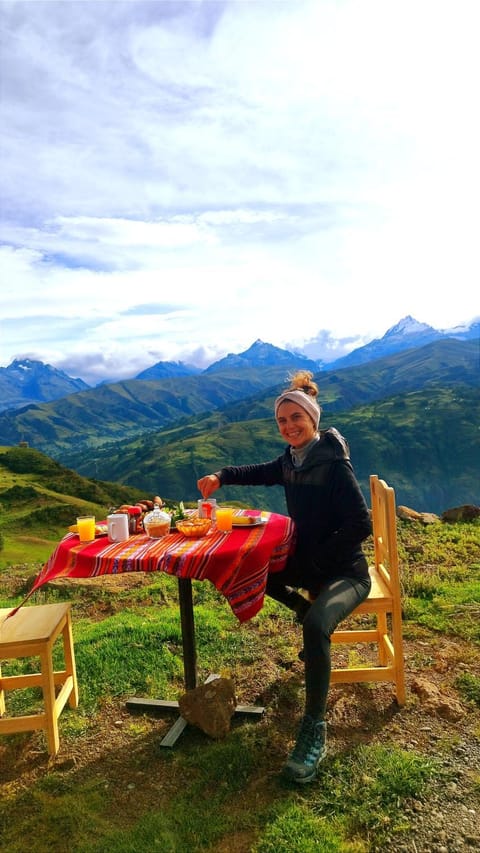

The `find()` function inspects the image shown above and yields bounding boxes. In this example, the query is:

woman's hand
[197,474,220,499]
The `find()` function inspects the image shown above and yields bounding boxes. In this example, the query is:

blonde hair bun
[274,370,321,429]
[287,370,319,398]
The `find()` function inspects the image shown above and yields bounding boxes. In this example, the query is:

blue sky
[1,0,479,385]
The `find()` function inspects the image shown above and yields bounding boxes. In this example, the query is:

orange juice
[77,515,95,542]
[216,507,233,532]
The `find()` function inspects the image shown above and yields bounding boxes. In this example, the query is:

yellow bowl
[175,518,212,538]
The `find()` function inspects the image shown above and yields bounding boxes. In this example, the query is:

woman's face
[276,400,317,448]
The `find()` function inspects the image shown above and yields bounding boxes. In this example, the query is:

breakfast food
[68,523,107,536]
[231,515,257,525]
[74,496,186,540]
[175,517,212,538]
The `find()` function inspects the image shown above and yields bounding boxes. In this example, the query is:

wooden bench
[0,602,79,755]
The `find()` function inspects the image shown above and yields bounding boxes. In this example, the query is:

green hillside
[64,385,479,515]
[0,339,477,461]
[0,446,151,567]
[0,369,300,453]
[0,339,478,515]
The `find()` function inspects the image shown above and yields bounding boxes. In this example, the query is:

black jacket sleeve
[216,456,285,488]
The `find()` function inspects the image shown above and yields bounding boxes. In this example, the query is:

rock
[178,676,237,739]
[397,506,440,524]
[420,512,442,525]
[397,506,423,521]
[441,505,480,522]
[411,676,465,721]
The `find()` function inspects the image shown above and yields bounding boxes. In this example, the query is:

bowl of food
[175,517,212,538]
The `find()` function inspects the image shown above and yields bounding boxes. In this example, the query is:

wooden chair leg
[392,618,406,706]
[0,663,5,716]
[377,612,388,666]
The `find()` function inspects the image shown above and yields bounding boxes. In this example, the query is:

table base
[126,692,265,748]
[125,577,265,748]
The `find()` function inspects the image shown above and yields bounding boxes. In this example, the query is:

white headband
[274,389,321,430]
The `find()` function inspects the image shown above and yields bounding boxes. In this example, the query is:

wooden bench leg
[63,614,79,709]
[41,648,60,756]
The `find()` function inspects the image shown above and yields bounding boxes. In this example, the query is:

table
[13,511,295,747]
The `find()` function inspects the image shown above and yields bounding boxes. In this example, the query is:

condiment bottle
[127,506,142,534]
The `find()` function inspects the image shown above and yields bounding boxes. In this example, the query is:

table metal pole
[126,575,264,748]
[125,577,196,718]
[178,577,197,691]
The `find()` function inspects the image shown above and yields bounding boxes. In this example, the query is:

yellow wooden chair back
[328,473,406,705]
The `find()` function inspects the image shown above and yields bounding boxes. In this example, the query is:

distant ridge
[1,315,478,414]
[0,358,89,413]
[135,361,201,380]
[326,315,480,369]
[204,339,319,374]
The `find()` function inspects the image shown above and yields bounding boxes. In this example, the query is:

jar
[143,505,171,539]
[197,499,217,522]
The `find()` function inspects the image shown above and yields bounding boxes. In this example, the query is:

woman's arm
[197,456,284,497]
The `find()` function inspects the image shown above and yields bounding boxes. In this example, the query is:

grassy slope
[0,517,479,853]
[0,446,152,567]
[1,444,479,851]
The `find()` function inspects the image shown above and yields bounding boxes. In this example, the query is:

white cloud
[0,0,479,385]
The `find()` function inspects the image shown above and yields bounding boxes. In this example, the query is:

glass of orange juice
[215,506,234,532]
[77,515,96,543]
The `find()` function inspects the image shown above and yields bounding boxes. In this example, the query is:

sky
[1,0,479,386]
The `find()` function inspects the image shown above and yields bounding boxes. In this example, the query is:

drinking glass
[77,515,95,543]
[215,507,234,532]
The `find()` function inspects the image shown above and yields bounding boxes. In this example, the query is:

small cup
[77,515,96,543]
[198,499,217,521]
[107,513,129,543]
[215,506,234,532]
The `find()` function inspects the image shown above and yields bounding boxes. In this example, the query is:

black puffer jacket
[215,428,372,586]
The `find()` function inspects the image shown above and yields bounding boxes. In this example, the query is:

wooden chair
[0,602,79,755]
[328,474,406,705]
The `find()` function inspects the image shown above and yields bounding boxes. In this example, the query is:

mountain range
[0,328,478,513]
[1,315,478,414]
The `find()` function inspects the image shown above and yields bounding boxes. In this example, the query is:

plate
[232,515,267,527]
[68,523,108,536]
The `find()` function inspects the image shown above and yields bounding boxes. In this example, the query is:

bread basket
[175,517,212,538]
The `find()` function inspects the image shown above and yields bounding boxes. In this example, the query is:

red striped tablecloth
[18,511,296,623]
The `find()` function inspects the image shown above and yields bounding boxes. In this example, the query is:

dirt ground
[1,573,479,852]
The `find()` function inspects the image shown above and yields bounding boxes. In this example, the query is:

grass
[1,519,479,852]
[455,672,480,706]
[393,519,480,642]
[0,721,438,853]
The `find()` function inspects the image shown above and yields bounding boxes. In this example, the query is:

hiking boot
[283,715,327,784]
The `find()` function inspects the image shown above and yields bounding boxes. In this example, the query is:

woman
[197,370,372,784]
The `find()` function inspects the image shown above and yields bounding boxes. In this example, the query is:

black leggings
[266,570,371,720]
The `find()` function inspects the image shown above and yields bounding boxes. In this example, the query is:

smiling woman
[197,369,372,783]
[274,382,321,450]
